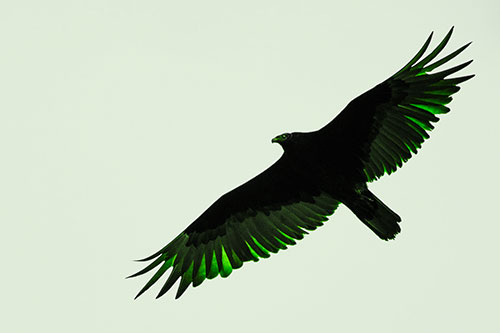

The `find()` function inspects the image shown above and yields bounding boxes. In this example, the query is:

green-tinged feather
[227,223,258,262]
[255,215,290,249]
[405,116,433,131]
[192,254,206,287]
[134,259,171,299]
[176,262,194,299]
[410,103,449,114]
[267,212,304,240]
[226,246,243,269]
[207,251,219,280]
[213,238,224,275]
[180,247,195,274]
[423,42,471,73]
[394,32,433,78]
[237,223,270,258]
[247,219,281,253]
[157,262,183,298]
[250,236,271,258]
[411,27,453,71]
[219,245,233,278]
[204,241,215,279]
[127,254,166,279]
[245,241,261,259]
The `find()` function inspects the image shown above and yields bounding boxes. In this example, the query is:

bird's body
[130,28,473,299]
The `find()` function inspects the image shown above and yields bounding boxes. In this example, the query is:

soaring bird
[129,27,473,299]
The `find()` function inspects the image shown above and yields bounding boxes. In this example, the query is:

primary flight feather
[129,27,473,299]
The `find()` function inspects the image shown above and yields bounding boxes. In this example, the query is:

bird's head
[271,132,293,148]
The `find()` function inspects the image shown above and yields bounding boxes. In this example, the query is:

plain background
[1,1,498,332]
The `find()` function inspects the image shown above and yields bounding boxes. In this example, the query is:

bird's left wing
[129,157,339,299]
[317,27,474,182]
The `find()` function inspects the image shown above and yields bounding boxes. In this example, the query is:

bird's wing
[317,27,474,182]
[129,157,340,299]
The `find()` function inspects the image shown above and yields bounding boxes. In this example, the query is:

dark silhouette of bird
[129,27,473,299]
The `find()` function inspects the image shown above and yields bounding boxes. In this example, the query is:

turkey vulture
[129,27,473,299]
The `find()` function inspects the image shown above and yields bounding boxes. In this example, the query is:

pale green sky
[1,1,499,332]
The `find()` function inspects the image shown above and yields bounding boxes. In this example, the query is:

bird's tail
[344,189,401,240]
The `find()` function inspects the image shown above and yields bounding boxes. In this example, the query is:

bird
[129,27,473,299]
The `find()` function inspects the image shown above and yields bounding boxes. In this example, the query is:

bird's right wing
[129,157,340,299]
[317,27,474,182]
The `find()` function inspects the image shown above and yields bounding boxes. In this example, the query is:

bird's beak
[271,137,278,143]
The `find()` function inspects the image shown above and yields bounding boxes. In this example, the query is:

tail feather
[345,189,401,240]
